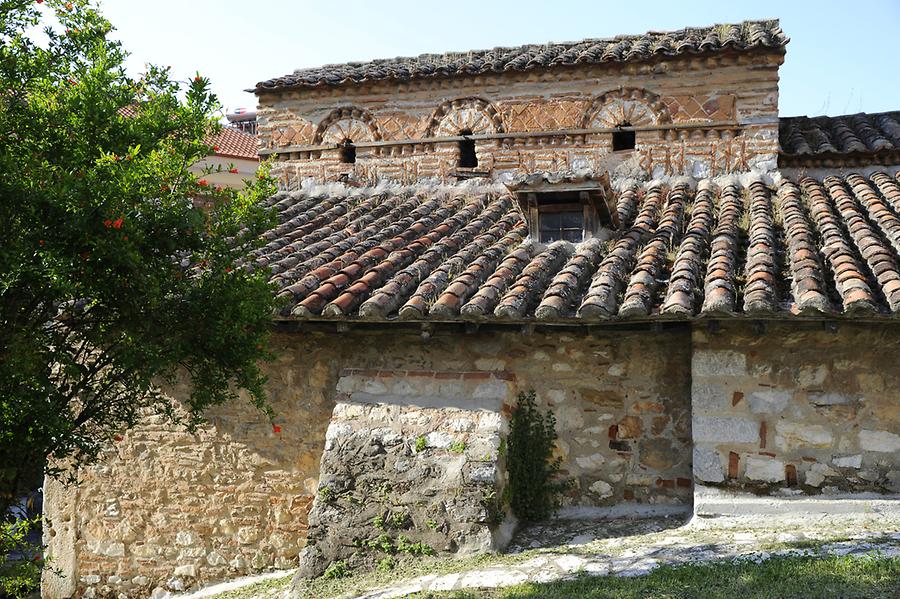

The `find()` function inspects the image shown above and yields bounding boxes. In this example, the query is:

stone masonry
[297,369,516,578]
[692,322,900,493]
[44,325,693,598]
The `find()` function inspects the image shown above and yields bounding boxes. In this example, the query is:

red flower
[112,217,123,229]
[225,267,232,273]
[194,76,201,82]
[215,185,222,192]
[38,239,45,246]
[113,434,123,442]
[213,145,219,152]
[272,424,282,434]
[103,219,112,228]
[36,0,43,4]
[198,179,208,187]
[122,235,128,241]
[65,2,73,10]
[229,168,238,174]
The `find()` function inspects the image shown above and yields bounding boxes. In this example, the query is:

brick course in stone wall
[44,321,900,598]
[44,325,692,598]
[691,322,900,494]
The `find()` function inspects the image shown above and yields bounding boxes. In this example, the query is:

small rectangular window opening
[458,129,478,168]
[539,207,584,243]
[339,141,356,164]
[612,128,636,152]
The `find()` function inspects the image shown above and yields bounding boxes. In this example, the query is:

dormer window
[507,174,619,244]
[612,122,636,151]
[537,197,585,243]
[339,139,356,164]
[457,129,477,168]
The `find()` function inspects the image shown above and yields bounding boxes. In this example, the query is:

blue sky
[98,0,899,118]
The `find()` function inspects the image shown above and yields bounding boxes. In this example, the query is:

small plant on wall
[506,390,569,521]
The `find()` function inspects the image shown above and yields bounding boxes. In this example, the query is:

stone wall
[692,322,900,494]
[43,324,693,597]
[257,52,782,187]
[43,332,341,598]
[297,369,516,578]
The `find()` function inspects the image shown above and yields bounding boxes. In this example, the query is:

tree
[0,0,278,516]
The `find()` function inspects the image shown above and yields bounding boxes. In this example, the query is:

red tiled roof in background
[780,111,900,167]
[209,127,258,161]
[248,168,900,323]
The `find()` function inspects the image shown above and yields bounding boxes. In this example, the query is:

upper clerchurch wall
[252,20,787,189]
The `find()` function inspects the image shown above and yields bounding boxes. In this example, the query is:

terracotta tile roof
[252,169,900,323]
[209,127,258,160]
[779,112,900,166]
[254,20,786,92]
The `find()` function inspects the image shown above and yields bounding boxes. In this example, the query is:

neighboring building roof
[780,111,900,166]
[251,169,900,323]
[253,20,787,92]
[208,127,258,161]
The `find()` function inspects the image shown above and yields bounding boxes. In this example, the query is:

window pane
[560,211,583,228]
[539,210,583,243]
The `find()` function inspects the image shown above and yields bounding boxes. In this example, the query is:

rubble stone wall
[692,322,900,494]
[297,369,516,578]
[43,325,693,598]
[257,52,783,187]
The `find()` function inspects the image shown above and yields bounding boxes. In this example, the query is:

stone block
[617,415,642,439]
[797,365,828,387]
[858,430,900,453]
[639,438,679,471]
[774,421,833,451]
[832,454,863,469]
[588,480,613,499]
[744,456,785,483]
[747,390,790,414]
[693,447,725,483]
[691,382,730,412]
[693,350,746,377]
[173,565,196,578]
[808,393,853,406]
[693,416,759,444]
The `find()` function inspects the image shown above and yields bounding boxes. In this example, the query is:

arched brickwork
[313,106,382,144]
[425,97,505,138]
[581,87,672,129]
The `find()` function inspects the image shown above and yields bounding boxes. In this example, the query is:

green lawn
[408,554,900,599]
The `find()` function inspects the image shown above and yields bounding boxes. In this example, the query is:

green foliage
[414,436,427,452]
[322,560,349,580]
[0,517,45,598]
[425,518,438,530]
[376,557,394,572]
[506,391,568,522]
[449,440,466,454]
[0,0,278,510]
[404,554,900,599]
[396,535,435,556]
[372,515,385,531]
[389,512,410,529]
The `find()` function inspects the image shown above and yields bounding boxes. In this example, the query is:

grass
[206,572,294,599]
[405,554,900,599]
